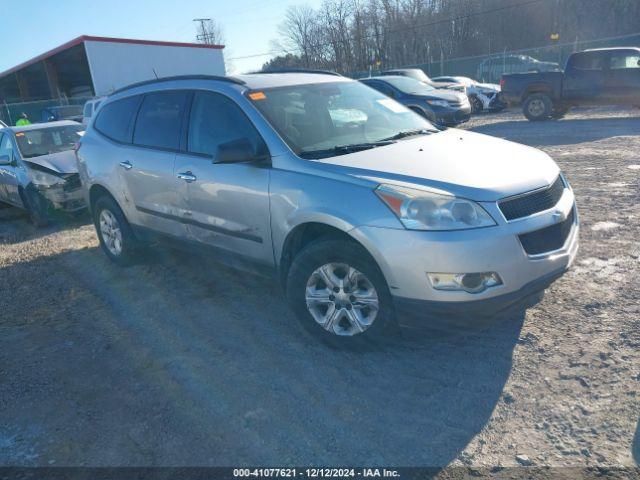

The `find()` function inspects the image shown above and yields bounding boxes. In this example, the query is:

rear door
[563,52,607,103]
[120,91,189,237]
[606,50,640,103]
[173,90,273,265]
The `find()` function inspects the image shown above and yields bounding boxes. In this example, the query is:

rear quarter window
[94,95,141,143]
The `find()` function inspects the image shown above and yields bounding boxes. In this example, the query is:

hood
[23,150,78,174]
[476,82,501,92]
[429,80,464,91]
[421,89,467,103]
[315,129,559,201]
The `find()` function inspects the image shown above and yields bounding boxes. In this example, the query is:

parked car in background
[432,76,506,113]
[361,75,471,126]
[0,121,86,225]
[82,97,104,126]
[41,105,83,123]
[477,54,560,84]
[76,72,578,345]
[381,68,466,92]
[501,47,640,121]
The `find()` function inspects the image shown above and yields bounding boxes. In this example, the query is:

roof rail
[256,68,342,77]
[110,74,246,96]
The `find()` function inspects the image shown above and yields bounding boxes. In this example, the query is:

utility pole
[193,18,213,44]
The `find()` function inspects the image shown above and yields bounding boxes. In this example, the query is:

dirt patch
[1,106,639,468]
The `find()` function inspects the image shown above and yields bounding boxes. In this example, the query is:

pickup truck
[500,47,640,121]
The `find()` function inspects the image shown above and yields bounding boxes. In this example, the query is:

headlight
[28,169,65,189]
[426,99,449,108]
[375,184,496,231]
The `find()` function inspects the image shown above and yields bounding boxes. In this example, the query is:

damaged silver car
[0,120,86,226]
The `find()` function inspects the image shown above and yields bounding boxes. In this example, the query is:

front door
[119,91,189,237]
[174,91,272,265]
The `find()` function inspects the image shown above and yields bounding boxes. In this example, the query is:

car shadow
[469,116,640,147]
[0,243,524,466]
[0,204,90,244]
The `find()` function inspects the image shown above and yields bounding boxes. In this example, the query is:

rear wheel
[93,195,139,266]
[286,238,397,347]
[523,93,552,121]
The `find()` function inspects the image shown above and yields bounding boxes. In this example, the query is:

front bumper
[432,104,472,126]
[36,186,86,213]
[350,188,579,329]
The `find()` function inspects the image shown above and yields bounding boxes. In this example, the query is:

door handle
[177,171,197,183]
[119,160,133,170]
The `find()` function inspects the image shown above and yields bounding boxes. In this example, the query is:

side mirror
[214,138,269,164]
[0,154,12,166]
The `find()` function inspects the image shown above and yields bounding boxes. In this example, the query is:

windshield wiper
[299,140,395,159]
[380,128,434,142]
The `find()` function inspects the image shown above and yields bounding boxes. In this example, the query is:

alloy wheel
[305,262,379,336]
[99,209,123,256]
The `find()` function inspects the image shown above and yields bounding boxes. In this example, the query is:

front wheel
[469,95,483,114]
[286,239,397,347]
[523,93,553,121]
[93,195,139,266]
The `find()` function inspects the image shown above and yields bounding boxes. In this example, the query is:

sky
[0,0,323,75]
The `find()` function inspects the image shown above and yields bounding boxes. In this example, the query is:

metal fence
[353,32,640,83]
[1,97,91,126]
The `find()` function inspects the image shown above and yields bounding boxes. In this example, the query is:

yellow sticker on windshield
[15,132,25,137]
[249,91,267,101]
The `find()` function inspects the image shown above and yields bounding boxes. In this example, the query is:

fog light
[427,272,502,293]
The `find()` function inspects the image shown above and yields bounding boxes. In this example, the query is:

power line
[228,0,548,61]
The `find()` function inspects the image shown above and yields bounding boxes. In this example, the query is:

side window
[94,95,141,143]
[0,134,14,160]
[610,53,640,70]
[569,53,604,71]
[133,91,188,150]
[188,91,264,157]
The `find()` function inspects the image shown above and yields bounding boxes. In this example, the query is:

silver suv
[77,72,578,343]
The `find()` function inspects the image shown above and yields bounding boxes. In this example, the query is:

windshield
[248,81,436,158]
[380,76,435,95]
[15,124,84,159]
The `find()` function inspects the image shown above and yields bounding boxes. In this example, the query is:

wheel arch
[278,221,379,287]
[522,84,555,102]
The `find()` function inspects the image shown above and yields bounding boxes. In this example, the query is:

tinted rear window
[133,92,188,150]
[94,95,140,143]
[569,53,605,70]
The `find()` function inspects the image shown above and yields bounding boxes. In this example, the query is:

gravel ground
[0,106,639,470]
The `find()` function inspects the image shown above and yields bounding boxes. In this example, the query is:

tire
[21,187,49,227]
[410,105,437,124]
[523,93,553,121]
[286,238,397,347]
[469,95,483,114]
[92,195,139,266]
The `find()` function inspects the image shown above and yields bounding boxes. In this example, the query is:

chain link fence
[1,97,91,127]
[352,32,640,83]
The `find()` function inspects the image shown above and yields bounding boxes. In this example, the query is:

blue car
[360,75,472,126]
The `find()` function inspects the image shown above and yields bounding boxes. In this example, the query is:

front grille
[499,176,565,221]
[519,208,575,255]
[63,173,81,192]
